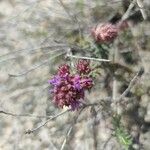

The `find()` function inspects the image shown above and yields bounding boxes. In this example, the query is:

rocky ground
[0,0,150,150]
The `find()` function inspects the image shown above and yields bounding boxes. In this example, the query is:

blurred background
[0,0,150,149]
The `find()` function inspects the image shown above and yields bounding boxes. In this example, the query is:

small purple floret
[73,75,81,90]
[70,100,81,111]
[48,75,61,86]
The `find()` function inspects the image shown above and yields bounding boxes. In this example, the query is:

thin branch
[67,54,111,62]
[25,97,110,135]
[58,0,74,21]
[1,84,48,105]
[127,16,146,75]
[5,0,48,25]
[136,0,147,20]
[116,67,144,103]
[3,1,38,24]
[0,56,19,64]
[0,94,107,135]
[58,0,83,39]
[60,108,84,150]
[25,109,70,134]
[60,126,73,150]
[9,51,66,77]
[112,44,119,100]
[103,135,113,149]
[112,41,119,114]
[113,0,136,114]
[91,106,98,150]
[0,110,52,119]
[83,97,111,108]
[134,39,146,71]
[121,0,136,21]
[0,44,68,58]
[0,48,66,64]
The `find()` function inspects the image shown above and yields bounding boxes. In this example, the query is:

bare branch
[91,106,98,150]
[0,49,66,64]
[103,135,113,149]
[60,126,73,150]
[83,97,111,107]
[9,51,66,77]
[136,0,147,20]
[0,110,52,119]
[58,0,83,39]
[5,0,43,24]
[112,41,119,114]
[60,108,84,150]
[67,54,111,62]
[112,0,138,114]
[0,56,18,64]
[121,0,136,21]
[25,97,110,135]
[25,109,70,134]
[0,44,68,58]
[116,67,144,103]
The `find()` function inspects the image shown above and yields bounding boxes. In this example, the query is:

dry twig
[25,109,70,134]
[136,0,147,20]
[67,54,111,62]
[121,0,136,21]
[0,110,52,119]
[9,51,66,77]
[116,67,144,103]
[91,106,98,150]
[60,108,84,150]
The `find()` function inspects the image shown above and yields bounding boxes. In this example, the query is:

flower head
[91,23,118,43]
[48,63,93,111]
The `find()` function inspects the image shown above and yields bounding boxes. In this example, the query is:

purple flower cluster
[48,62,93,110]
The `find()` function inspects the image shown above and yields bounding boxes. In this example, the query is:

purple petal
[70,100,80,111]
[73,75,81,90]
[48,75,61,86]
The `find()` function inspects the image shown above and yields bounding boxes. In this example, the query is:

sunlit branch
[121,0,136,21]
[136,0,147,20]
[67,54,111,62]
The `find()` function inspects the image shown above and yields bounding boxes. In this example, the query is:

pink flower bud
[77,59,91,75]
[91,23,118,43]
[58,64,70,77]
